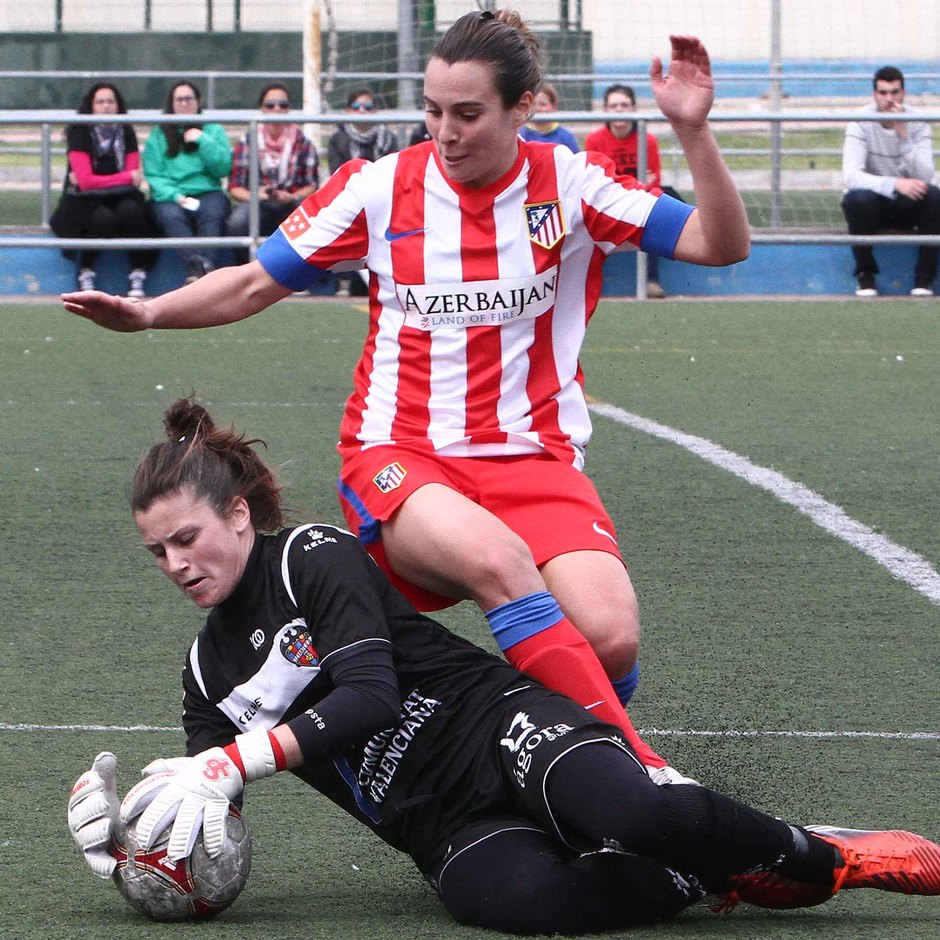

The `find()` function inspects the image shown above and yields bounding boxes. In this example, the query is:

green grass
[0,190,46,227]
[0,187,845,230]
[0,124,852,230]
[1,299,938,939]
[714,128,845,170]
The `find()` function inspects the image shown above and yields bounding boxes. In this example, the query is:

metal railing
[3,109,940,298]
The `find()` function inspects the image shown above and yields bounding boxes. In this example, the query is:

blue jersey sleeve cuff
[640,194,694,259]
[257,229,329,290]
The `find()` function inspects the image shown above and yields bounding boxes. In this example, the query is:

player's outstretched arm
[62,260,293,332]
[68,751,122,878]
[651,35,750,267]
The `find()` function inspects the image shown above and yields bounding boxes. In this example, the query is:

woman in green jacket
[143,81,232,283]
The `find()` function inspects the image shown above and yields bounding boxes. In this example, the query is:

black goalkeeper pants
[429,695,799,935]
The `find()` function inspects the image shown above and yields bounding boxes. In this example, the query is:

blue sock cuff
[486,591,565,652]
[611,663,640,705]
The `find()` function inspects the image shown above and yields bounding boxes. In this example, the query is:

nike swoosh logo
[592,521,617,544]
[384,225,425,242]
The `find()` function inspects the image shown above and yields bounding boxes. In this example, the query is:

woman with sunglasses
[327,87,400,296]
[143,81,232,284]
[226,83,320,265]
[63,11,751,783]
[327,87,400,176]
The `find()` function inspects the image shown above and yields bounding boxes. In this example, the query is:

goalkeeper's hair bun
[162,397,215,443]
[131,396,286,532]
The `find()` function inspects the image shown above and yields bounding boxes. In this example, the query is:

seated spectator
[328,88,399,175]
[50,82,157,297]
[408,121,432,146]
[842,65,940,297]
[226,83,320,265]
[519,82,579,153]
[585,84,686,298]
[143,81,232,284]
[328,87,399,296]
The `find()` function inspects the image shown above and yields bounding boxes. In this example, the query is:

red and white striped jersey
[259,140,692,469]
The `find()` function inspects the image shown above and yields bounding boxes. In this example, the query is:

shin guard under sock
[486,592,666,768]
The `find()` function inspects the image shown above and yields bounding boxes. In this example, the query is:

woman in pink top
[50,82,157,297]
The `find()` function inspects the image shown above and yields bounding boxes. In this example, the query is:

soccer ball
[112,804,252,921]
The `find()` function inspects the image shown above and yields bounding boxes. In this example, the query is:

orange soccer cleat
[714,826,940,913]
[807,826,940,896]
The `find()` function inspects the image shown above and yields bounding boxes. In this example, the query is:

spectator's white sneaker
[77,267,96,291]
[127,269,147,299]
[910,283,934,297]
[854,273,877,297]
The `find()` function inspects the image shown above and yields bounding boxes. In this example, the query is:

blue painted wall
[0,241,927,298]
[603,244,926,297]
[593,60,940,100]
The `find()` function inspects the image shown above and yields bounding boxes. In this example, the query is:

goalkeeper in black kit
[67,397,940,934]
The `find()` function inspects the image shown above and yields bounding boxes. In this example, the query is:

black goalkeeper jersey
[180,523,545,869]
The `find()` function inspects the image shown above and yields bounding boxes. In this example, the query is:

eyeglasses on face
[350,101,375,111]
[173,95,197,103]
[262,100,290,110]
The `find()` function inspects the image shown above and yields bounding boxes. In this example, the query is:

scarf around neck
[343,122,393,161]
[259,122,301,187]
[92,123,125,171]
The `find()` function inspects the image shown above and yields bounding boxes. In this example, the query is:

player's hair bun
[494,9,540,60]
[162,396,215,442]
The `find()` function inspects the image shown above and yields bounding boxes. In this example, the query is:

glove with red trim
[120,728,283,861]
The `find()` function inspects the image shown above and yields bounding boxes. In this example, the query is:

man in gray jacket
[841,66,940,297]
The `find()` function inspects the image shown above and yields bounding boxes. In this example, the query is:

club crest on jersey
[373,461,407,493]
[525,200,565,250]
[283,208,311,241]
[280,625,318,667]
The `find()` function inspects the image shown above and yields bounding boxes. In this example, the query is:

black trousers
[842,186,940,282]
[51,190,158,271]
[427,696,799,935]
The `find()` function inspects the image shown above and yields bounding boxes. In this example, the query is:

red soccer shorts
[337,444,624,611]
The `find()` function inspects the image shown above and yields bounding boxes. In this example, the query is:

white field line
[588,401,940,606]
[5,404,936,740]
[1,722,937,738]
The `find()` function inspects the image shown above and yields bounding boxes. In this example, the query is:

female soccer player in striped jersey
[63,11,750,782]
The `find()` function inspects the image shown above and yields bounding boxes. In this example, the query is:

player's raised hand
[650,35,715,129]
[61,289,154,333]
[121,747,246,862]
[67,751,122,879]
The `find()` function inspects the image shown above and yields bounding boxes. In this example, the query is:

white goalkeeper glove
[67,751,121,879]
[121,728,280,862]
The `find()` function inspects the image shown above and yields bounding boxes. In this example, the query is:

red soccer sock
[503,617,666,769]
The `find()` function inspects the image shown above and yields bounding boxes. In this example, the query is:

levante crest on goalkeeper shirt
[280,625,319,667]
